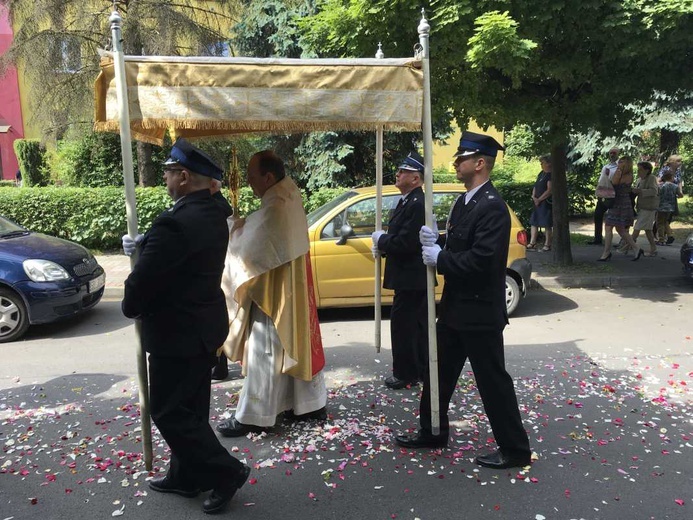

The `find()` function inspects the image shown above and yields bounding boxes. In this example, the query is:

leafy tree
[0,0,243,185]
[300,0,693,264]
[231,0,442,191]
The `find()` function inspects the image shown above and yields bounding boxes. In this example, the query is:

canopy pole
[374,125,383,354]
[110,9,153,470]
[418,9,440,436]
[374,43,385,354]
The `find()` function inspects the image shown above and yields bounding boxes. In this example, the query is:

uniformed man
[210,178,233,382]
[371,151,428,389]
[121,138,250,513]
[394,131,532,470]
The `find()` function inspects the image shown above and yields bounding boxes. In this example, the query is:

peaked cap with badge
[398,151,425,174]
[165,138,224,180]
[454,131,504,158]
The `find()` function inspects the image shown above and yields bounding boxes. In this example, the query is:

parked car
[0,215,105,342]
[306,184,531,315]
[681,232,693,277]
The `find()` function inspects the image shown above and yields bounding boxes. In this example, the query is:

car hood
[0,232,93,266]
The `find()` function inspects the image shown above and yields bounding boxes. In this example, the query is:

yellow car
[307,184,531,315]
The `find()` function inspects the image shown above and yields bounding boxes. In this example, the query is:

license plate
[88,273,106,293]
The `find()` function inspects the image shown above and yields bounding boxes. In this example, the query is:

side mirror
[336,224,355,245]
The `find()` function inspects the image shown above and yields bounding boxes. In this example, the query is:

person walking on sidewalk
[631,161,659,256]
[371,151,429,390]
[598,156,643,262]
[656,155,685,244]
[589,147,619,245]
[121,139,250,515]
[655,171,681,246]
[527,155,553,252]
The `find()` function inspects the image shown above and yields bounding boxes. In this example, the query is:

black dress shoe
[148,475,200,498]
[384,376,419,390]
[394,430,447,449]
[284,406,328,422]
[587,239,603,245]
[211,355,228,381]
[216,416,267,437]
[475,449,531,469]
[203,464,251,514]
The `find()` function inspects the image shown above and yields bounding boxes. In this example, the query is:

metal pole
[374,43,385,354]
[418,9,440,435]
[110,9,153,470]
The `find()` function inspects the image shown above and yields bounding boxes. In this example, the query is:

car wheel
[505,275,521,316]
[0,288,30,343]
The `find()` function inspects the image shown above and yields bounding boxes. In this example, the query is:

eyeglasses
[163,167,186,174]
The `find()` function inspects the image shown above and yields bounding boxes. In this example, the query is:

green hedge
[0,186,348,250]
[0,180,590,250]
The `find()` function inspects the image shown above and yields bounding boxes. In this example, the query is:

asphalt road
[1,286,692,520]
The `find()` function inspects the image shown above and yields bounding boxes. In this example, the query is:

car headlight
[23,259,70,282]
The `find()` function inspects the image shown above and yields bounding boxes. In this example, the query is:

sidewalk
[529,218,689,289]
[97,220,691,298]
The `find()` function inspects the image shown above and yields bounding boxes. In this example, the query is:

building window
[204,41,230,57]
[49,35,82,73]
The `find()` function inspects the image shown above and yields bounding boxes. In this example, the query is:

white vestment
[221,176,327,426]
[235,304,326,427]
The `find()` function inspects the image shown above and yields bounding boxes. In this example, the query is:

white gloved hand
[419,225,438,247]
[122,233,144,256]
[421,244,441,266]
[371,230,385,246]
[371,244,380,258]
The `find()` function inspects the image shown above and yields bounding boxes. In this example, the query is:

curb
[530,274,685,290]
[104,287,124,299]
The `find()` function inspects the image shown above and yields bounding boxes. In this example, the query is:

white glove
[122,233,144,256]
[371,244,380,258]
[419,225,438,247]
[371,230,385,246]
[422,244,441,266]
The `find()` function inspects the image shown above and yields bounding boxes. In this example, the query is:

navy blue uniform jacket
[122,189,230,357]
[436,182,510,331]
[377,186,427,291]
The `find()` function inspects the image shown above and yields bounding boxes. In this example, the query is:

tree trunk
[659,129,680,164]
[136,141,157,187]
[550,140,573,265]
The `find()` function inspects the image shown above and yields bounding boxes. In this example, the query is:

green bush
[0,180,16,188]
[0,179,594,250]
[13,139,48,186]
[47,133,129,187]
[0,186,173,249]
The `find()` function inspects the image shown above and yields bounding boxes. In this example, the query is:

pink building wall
[0,4,25,181]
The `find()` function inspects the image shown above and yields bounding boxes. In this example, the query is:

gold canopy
[94,54,424,144]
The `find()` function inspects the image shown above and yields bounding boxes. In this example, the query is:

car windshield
[307,191,358,226]
[0,215,29,238]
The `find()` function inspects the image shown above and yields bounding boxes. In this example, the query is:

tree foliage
[13,139,47,186]
[300,0,693,263]
[230,0,425,191]
[0,0,242,140]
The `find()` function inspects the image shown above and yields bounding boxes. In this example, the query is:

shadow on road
[20,300,131,342]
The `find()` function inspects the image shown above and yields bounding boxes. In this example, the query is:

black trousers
[390,289,428,381]
[419,324,531,458]
[148,353,245,490]
[593,198,608,242]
